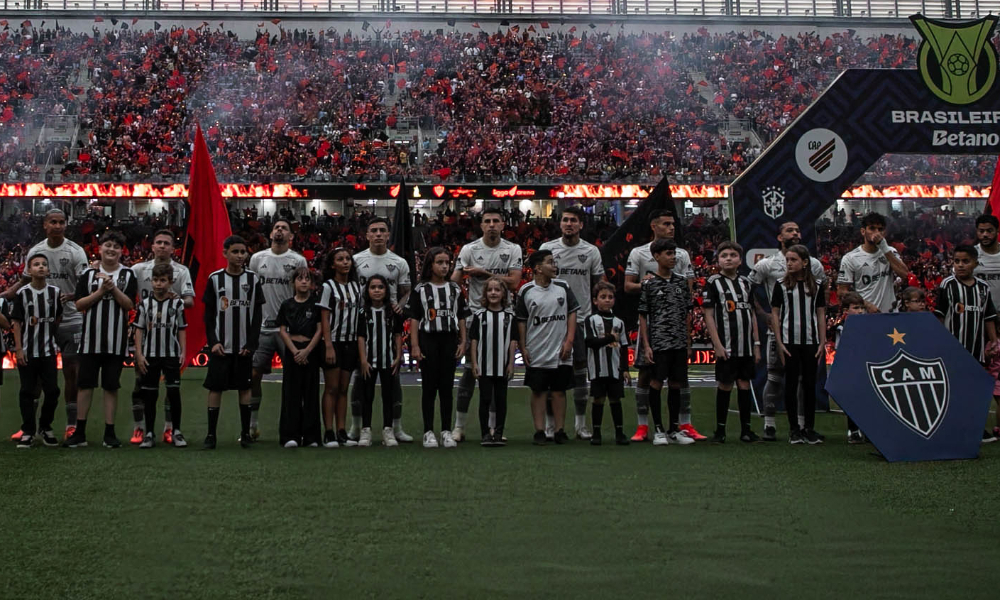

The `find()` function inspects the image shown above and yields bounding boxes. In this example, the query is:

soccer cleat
[848,430,865,444]
[130,428,145,445]
[575,426,593,440]
[358,428,372,447]
[711,430,726,444]
[789,429,805,445]
[441,430,457,448]
[762,425,777,442]
[553,430,569,445]
[615,431,630,446]
[307,442,319,448]
[452,427,465,442]
[323,430,339,448]
[544,423,555,442]
[162,429,174,445]
[668,431,695,445]
[40,431,59,447]
[382,427,398,448]
[813,430,826,442]
[283,440,299,448]
[172,431,188,448]
[480,433,495,447]
[652,431,669,446]
[493,430,507,447]
[62,431,87,448]
[139,432,155,449]
[16,434,33,449]
[590,429,602,446]
[631,425,650,442]
[240,432,253,449]
[203,434,217,450]
[393,427,413,443]
[740,431,762,443]
[423,431,439,448]
[532,431,547,446]
[64,426,76,441]
[10,429,24,441]
[103,434,122,449]
[678,423,707,441]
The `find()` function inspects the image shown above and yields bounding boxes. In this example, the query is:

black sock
[207,407,220,436]
[144,392,157,434]
[76,418,87,437]
[737,388,752,432]
[239,403,251,435]
[847,416,858,431]
[592,402,604,430]
[609,401,624,433]
[167,387,181,431]
[104,423,116,438]
[649,387,663,431]
[667,387,681,433]
[716,388,730,432]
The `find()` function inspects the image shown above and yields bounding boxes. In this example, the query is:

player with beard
[748,222,827,441]
[837,213,909,314]
[973,214,1000,441]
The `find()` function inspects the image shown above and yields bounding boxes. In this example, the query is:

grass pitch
[1,368,996,600]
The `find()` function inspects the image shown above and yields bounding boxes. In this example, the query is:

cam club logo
[761,186,785,219]
[911,14,999,105]
[866,349,949,438]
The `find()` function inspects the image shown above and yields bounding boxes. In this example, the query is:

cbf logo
[867,349,949,438]
[911,14,999,105]
[761,186,785,219]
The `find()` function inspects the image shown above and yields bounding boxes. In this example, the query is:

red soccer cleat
[10,429,24,441]
[64,426,76,441]
[162,429,173,444]
[129,428,145,445]
[679,423,707,441]
[630,424,649,442]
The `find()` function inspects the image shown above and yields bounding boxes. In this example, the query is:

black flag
[390,179,416,290]
[600,177,684,329]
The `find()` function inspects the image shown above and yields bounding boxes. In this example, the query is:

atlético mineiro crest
[386,264,396,272]
[866,349,949,439]
[557,297,565,306]
[241,283,250,293]
[60,257,69,267]
[500,254,510,262]
[578,255,586,263]
[761,186,785,220]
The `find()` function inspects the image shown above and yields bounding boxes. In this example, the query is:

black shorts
[330,341,359,372]
[524,365,573,393]
[651,350,688,386]
[715,356,756,385]
[590,377,624,400]
[78,354,125,391]
[203,354,253,392]
[139,357,182,391]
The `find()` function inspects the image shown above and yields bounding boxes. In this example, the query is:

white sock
[455,411,467,429]
[163,421,172,432]
[798,416,806,429]
[544,414,554,432]
[574,414,586,430]
[637,414,648,426]
[764,416,776,428]
[488,411,496,429]
[393,418,404,431]
[349,416,361,434]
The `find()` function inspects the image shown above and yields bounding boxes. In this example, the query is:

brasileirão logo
[911,14,1000,105]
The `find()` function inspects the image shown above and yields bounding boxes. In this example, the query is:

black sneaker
[762,425,777,442]
[740,430,761,443]
[16,434,33,449]
[62,431,88,448]
[533,431,547,446]
[848,430,865,444]
[493,430,507,446]
[323,430,338,448]
[40,430,58,447]
[480,433,494,447]
[802,429,823,445]
[203,434,217,450]
[982,430,998,444]
[590,430,602,446]
[240,432,253,448]
[553,429,569,445]
[615,431,630,445]
[711,429,726,444]
[813,430,826,442]
[103,434,122,449]
[337,429,349,447]
[789,429,805,444]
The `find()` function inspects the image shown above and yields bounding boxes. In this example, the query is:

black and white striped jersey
[935,275,997,362]
[11,284,62,358]
[357,305,404,370]
[134,296,186,359]
[584,312,629,380]
[203,269,265,355]
[75,265,138,356]
[406,281,470,334]
[704,274,755,357]
[470,308,515,377]
[771,279,827,346]
[317,279,362,343]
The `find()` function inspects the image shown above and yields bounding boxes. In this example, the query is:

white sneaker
[441,430,457,448]
[575,426,593,440]
[668,431,695,445]
[283,440,299,448]
[652,431,669,446]
[423,431,439,448]
[139,432,155,449]
[452,426,465,442]
[383,427,398,447]
[172,431,188,448]
[393,427,413,443]
[358,427,372,447]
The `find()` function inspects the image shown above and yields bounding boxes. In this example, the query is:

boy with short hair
[202,235,265,449]
[133,263,188,448]
[63,230,138,448]
[516,249,579,445]
[638,238,695,446]
[703,240,761,443]
[11,253,56,448]
[836,291,867,443]
[584,281,630,446]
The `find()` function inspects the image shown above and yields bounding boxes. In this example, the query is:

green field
[1,368,997,600]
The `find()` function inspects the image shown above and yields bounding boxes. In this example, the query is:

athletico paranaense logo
[911,14,999,105]
[866,349,949,439]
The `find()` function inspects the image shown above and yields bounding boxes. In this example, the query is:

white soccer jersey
[249,248,308,331]
[974,244,1000,307]
[27,238,88,325]
[455,237,523,310]
[538,237,604,319]
[837,245,900,313]
[515,279,580,369]
[748,252,827,305]
[354,248,411,305]
[625,242,695,281]
[132,259,195,301]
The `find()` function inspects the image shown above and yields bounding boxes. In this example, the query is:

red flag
[183,124,232,370]
[471,22,480,28]
[540,21,549,28]
[987,155,1000,217]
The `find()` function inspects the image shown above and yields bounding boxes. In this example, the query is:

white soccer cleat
[283,440,299,448]
[172,431,188,448]
[652,431,669,446]
[383,427,398,447]
[668,431,695,445]
[441,430,457,448]
[452,426,465,442]
[358,428,372,447]
[575,426,593,440]
[393,427,413,443]
[422,431,439,448]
